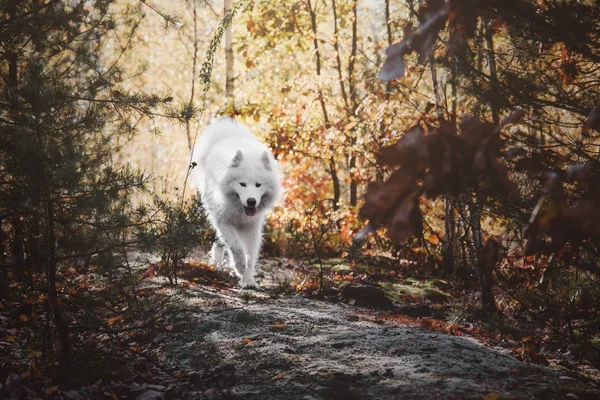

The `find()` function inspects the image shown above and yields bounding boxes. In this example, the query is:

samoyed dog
[192,118,281,288]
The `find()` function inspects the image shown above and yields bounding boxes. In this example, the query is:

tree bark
[45,195,71,372]
[478,238,499,312]
[430,53,456,276]
[224,0,234,100]
[331,0,348,109]
[185,0,200,151]
[483,18,499,124]
[7,0,24,269]
[348,0,358,207]
[307,0,340,210]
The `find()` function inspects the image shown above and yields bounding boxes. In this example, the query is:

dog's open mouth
[244,206,257,216]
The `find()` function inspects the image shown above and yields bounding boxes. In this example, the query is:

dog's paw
[239,279,260,290]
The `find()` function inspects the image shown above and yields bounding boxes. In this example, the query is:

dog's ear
[231,149,243,167]
[261,151,271,170]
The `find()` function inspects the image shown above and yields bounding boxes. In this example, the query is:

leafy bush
[138,195,211,284]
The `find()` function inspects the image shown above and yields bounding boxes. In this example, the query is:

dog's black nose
[247,198,256,207]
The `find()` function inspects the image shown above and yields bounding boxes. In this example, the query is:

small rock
[147,384,166,391]
[152,333,165,344]
[559,375,576,380]
[58,391,87,400]
[340,284,394,309]
[136,389,166,400]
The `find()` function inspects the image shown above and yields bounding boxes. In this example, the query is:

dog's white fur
[192,118,281,288]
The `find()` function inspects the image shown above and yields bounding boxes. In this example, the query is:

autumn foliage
[2,0,600,392]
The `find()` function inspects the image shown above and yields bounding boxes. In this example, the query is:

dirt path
[169,285,567,400]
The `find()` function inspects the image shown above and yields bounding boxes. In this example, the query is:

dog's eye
[240,182,246,187]
[255,183,262,188]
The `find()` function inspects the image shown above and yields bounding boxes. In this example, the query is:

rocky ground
[2,257,598,400]
[125,259,595,400]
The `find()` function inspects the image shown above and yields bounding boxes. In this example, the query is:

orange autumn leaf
[272,321,288,330]
[427,235,440,245]
[20,314,28,322]
[45,386,59,395]
[484,393,502,400]
[107,316,123,326]
[243,337,253,343]
[271,373,284,381]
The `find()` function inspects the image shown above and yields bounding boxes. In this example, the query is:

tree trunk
[307,0,340,210]
[331,0,348,109]
[478,238,499,312]
[7,0,24,270]
[442,199,456,276]
[429,54,444,122]
[224,0,234,100]
[469,196,484,267]
[185,0,200,151]
[45,195,71,372]
[430,52,456,275]
[483,18,499,124]
[348,0,358,207]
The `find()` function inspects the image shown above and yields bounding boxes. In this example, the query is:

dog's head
[226,148,280,217]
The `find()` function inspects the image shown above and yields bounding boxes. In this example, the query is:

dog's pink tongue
[245,207,257,216]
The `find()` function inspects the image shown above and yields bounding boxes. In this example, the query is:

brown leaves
[361,112,524,243]
[379,124,427,167]
[378,0,483,81]
[524,164,600,255]
[583,104,600,135]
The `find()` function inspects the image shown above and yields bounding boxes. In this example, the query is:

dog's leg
[210,240,226,267]
[239,223,263,289]
[214,222,249,281]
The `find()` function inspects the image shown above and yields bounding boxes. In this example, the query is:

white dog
[192,118,281,288]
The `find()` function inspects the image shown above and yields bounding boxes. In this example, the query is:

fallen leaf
[107,316,123,326]
[20,314,28,322]
[272,321,287,330]
[243,337,253,344]
[271,373,284,381]
[427,234,440,245]
[30,350,42,358]
[484,392,502,400]
[7,335,15,343]
[45,386,59,395]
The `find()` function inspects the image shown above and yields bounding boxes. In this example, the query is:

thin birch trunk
[225,0,234,100]
[308,0,340,210]
[348,0,358,207]
[185,1,199,151]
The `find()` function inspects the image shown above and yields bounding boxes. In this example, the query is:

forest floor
[2,255,600,399]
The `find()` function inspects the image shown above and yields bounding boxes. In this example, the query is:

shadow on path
[188,295,559,400]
